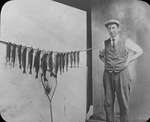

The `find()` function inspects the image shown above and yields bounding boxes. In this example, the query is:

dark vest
[104,37,128,72]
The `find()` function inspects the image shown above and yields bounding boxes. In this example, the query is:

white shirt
[125,38,143,54]
[101,36,143,54]
[110,35,119,46]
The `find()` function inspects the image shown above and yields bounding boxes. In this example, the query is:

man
[99,19,143,122]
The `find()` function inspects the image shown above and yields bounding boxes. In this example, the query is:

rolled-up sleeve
[125,39,143,54]
[99,42,105,62]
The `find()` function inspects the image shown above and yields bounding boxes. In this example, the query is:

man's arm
[99,49,105,63]
[126,39,143,64]
[99,42,105,63]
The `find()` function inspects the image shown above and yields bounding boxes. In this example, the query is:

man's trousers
[103,69,131,122]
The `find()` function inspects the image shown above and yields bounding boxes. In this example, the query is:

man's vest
[104,37,128,72]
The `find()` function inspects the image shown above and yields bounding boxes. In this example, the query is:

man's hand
[125,38,143,63]
[99,50,105,63]
[115,60,130,71]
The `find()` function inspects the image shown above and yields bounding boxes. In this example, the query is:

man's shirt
[99,36,143,62]
[125,38,143,54]
[100,36,143,55]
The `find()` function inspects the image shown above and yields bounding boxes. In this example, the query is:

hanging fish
[6,42,11,64]
[22,46,27,73]
[62,53,65,73]
[60,53,62,74]
[70,51,73,68]
[34,49,41,78]
[48,51,53,73]
[73,51,76,67]
[28,47,34,74]
[65,52,69,71]
[60,53,64,74]
[17,44,22,69]
[75,51,78,67]
[50,52,55,77]
[53,53,59,78]
[41,53,48,81]
[77,51,80,67]
[11,44,17,67]
[56,53,60,75]
[57,53,60,74]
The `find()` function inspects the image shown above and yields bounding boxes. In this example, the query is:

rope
[0,40,100,53]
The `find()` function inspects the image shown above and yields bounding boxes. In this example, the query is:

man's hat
[104,19,120,27]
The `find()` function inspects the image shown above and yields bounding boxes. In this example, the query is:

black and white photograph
[0,0,149,122]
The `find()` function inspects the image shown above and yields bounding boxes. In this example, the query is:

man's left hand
[115,60,130,70]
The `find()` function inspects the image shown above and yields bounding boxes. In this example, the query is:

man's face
[107,23,120,38]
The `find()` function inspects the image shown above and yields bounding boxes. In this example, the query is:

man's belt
[105,64,127,73]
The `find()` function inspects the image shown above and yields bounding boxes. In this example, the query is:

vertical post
[86,0,92,113]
